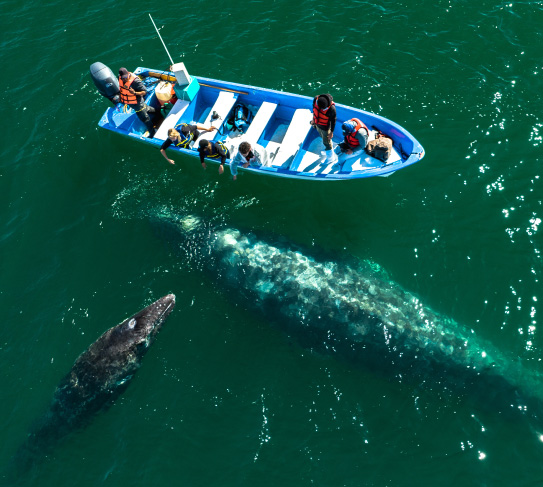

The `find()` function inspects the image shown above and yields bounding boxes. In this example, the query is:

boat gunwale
[98,67,425,181]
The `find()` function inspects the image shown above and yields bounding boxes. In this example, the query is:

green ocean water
[1,0,543,485]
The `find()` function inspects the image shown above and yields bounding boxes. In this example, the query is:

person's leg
[315,125,337,163]
[316,125,332,150]
[145,104,158,137]
[136,107,156,137]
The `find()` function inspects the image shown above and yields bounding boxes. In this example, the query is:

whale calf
[16,294,175,467]
[156,212,542,417]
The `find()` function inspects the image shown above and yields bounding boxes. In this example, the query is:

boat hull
[96,67,425,181]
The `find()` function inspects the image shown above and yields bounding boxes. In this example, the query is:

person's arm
[218,146,228,165]
[310,97,318,126]
[160,149,175,164]
[160,139,175,164]
[230,153,241,179]
[217,145,229,174]
[130,78,147,97]
[328,106,336,135]
[198,150,207,169]
[196,124,218,134]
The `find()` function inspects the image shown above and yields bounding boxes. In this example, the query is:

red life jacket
[344,118,369,147]
[119,73,138,105]
[312,97,335,127]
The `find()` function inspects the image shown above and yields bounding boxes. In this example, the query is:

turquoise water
[1,0,542,485]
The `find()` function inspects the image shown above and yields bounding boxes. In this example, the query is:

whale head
[113,294,176,354]
[12,294,177,473]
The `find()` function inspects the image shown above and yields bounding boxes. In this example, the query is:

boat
[91,62,425,181]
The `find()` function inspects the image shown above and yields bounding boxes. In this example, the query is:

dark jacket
[198,141,230,165]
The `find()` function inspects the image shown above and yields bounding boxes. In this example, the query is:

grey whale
[16,294,175,467]
[157,212,541,417]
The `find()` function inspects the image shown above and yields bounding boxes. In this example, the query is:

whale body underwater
[16,294,175,468]
[156,212,541,417]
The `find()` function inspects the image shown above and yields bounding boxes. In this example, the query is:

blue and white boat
[91,63,425,181]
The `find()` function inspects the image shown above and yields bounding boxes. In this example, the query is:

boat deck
[97,68,424,180]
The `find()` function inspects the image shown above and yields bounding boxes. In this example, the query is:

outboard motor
[89,62,120,105]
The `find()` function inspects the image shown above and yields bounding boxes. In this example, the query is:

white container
[171,62,192,87]
[155,81,173,104]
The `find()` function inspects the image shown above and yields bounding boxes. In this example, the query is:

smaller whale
[15,294,175,468]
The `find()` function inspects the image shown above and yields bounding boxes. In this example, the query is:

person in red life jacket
[118,67,158,138]
[337,118,369,156]
[198,139,230,174]
[159,124,217,165]
[310,93,337,163]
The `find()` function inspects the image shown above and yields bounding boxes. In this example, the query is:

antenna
[149,14,174,66]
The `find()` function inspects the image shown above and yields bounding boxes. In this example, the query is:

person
[310,93,337,163]
[159,124,217,165]
[198,139,230,174]
[337,118,369,156]
[118,67,157,138]
[230,141,267,180]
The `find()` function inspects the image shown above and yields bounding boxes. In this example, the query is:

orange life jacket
[312,97,335,127]
[344,118,369,147]
[119,73,138,105]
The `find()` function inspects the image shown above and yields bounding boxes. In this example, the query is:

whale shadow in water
[151,210,543,424]
[11,294,175,474]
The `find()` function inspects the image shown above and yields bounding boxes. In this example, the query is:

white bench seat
[193,91,238,146]
[267,109,313,167]
[292,150,321,172]
[154,100,191,140]
[243,101,277,144]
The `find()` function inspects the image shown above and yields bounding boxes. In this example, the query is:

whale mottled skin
[157,213,542,416]
[17,294,175,467]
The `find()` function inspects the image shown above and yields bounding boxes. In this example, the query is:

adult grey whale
[156,212,542,417]
[16,294,175,467]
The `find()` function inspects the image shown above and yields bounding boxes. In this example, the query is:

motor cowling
[90,62,120,105]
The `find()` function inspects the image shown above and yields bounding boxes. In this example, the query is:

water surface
[1,0,542,485]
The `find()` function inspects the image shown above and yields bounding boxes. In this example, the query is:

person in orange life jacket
[118,67,157,138]
[310,93,337,163]
[159,124,217,165]
[198,139,230,174]
[337,118,369,155]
